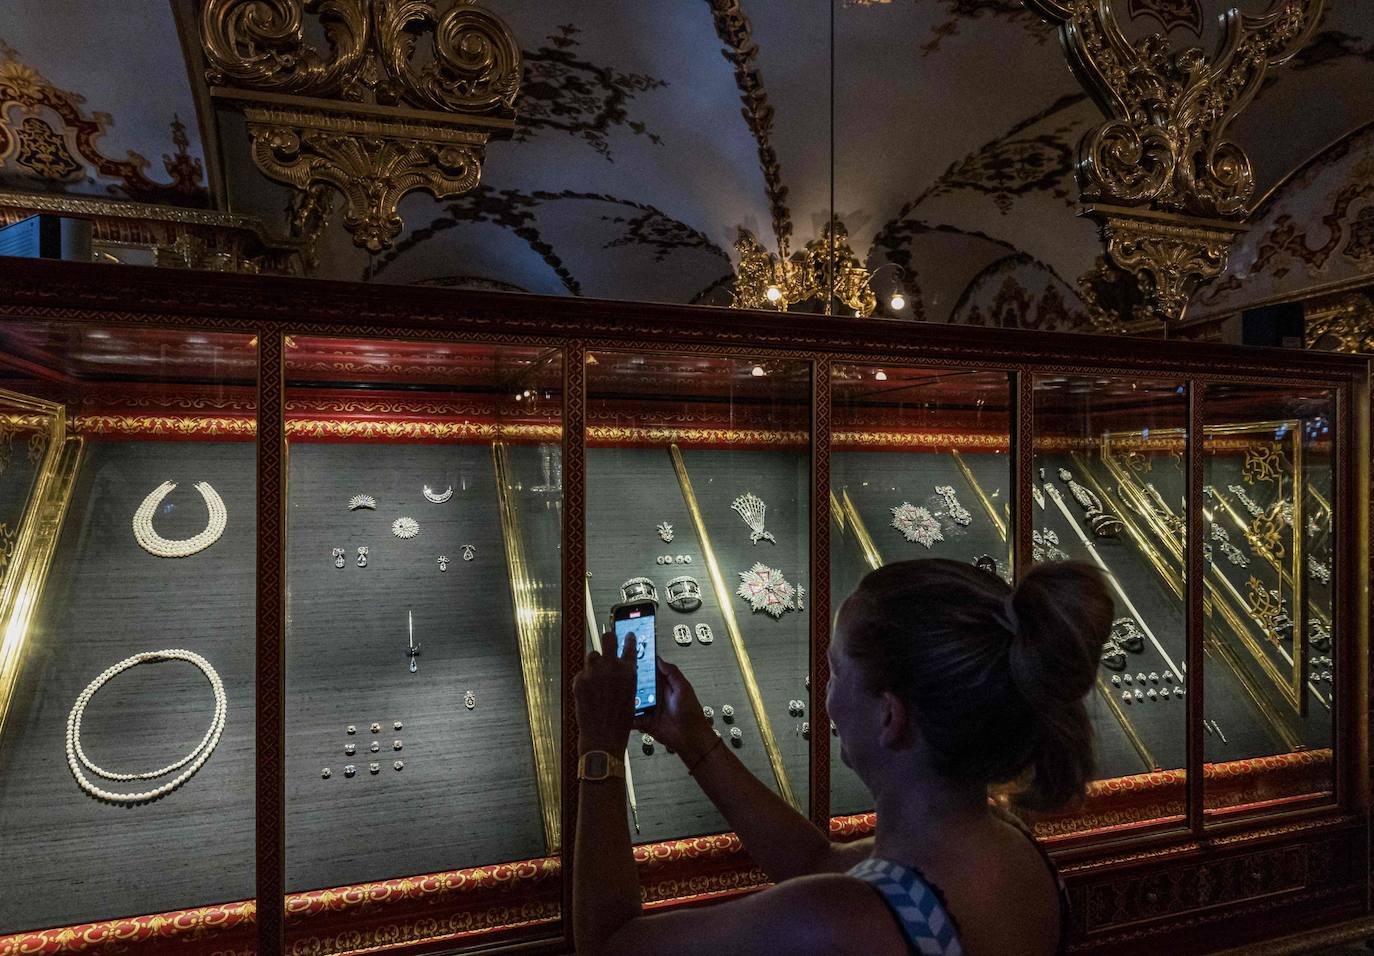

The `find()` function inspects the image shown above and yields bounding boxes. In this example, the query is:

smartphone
[610,599,657,716]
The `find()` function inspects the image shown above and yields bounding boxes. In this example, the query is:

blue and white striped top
[847,857,965,955]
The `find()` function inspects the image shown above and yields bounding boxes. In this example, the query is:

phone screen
[614,605,657,715]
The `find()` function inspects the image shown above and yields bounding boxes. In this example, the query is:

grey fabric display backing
[284,442,546,892]
[0,441,257,933]
[1189,453,1335,757]
[1041,453,1316,774]
[586,446,809,843]
[826,449,1079,815]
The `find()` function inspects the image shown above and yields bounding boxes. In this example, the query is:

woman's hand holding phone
[573,630,637,754]
[635,659,718,768]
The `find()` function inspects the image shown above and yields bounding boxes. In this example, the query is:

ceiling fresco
[0,0,1371,327]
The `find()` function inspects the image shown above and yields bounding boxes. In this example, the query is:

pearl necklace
[132,481,227,558]
[66,649,227,803]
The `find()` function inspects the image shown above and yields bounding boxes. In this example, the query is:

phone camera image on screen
[614,607,656,714]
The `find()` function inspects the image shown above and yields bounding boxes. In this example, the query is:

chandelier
[729,220,905,317]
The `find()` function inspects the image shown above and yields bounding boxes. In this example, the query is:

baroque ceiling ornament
[0,41,207,205]
[200,0,522,251]
[731,222,878,317]
[1024,0,1325,324]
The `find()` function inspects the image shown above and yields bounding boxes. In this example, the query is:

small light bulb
[751,365,766,377]
[874,370,887,381]
[889,291,906,311]
[765,285,782,303]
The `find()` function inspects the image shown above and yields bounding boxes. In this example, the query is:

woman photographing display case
[573,558,1112,955]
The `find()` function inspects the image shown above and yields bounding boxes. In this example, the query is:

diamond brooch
[657,521,675,543]
[423,485,453,503]
[348,494,377,511]
[731,492,777,545]
[392,516,419,539]
[934,485,972,526]
[891,502,943,548]
[736,563,796,618]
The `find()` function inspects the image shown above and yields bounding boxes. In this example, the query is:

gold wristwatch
[577,750,626,782]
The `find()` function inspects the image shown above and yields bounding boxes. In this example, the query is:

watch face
[583,751,609,778]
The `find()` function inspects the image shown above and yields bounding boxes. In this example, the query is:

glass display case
[0,257,1366,955]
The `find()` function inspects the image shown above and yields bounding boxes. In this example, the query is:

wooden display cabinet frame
[0,257,1367,956]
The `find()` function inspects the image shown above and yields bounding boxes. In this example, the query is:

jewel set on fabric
[1111,669,1184,704]
[336,486,473,573]
[324,720,407,779]
[886,484,975,550]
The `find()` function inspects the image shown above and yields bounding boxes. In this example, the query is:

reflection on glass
[1032,375,1188,834]
[283,338,563,943]
[830,366,1012,816]
[586,351,810,843]
[0,323,257,933]
[1202,384,1335,813]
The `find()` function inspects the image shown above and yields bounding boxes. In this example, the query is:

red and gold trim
[0,901,256,955]
[829,750,1334,843]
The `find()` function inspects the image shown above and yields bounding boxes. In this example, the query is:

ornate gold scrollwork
[1305,292,1374,354]
[375,0,521,113]
[246,107,483,251]
[1089,206,1243,324]
[201,0,520,251]
[200,0,371,98]
[1025,0,1323,324]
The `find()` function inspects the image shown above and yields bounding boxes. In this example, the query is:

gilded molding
[0,189,304,274]
[1085,204,1245,323]
[1025,0,1323,323]
[1305,291,1374,354]
[244,104,485,251]
[201,0,520,250]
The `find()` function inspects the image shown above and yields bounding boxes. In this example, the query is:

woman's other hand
[636,659,717,766]
[574,631,637,753]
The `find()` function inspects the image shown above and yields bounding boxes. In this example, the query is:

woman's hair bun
[1005,561,1113,809]
[842,558,1113,812]
[1006,561,1113,707]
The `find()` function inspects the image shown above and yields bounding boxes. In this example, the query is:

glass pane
[0,323,257,933]
[283,339,563,948]
[586,352,810,843]
[829,365,1012,817]
[1202,384,1336,814]
[1032,375,1188,835]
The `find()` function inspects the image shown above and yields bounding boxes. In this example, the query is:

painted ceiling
[1,0,1372,324]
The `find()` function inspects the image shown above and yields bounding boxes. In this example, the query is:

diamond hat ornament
[392,516,419,539]
[731,492,777,545]
[891,502,942,548]
[736,562,796,618]
[348,494,377,511]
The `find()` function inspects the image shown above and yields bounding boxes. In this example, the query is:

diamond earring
[356,546,368,568]
[438,555,449,572]
[332,547,346,569]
